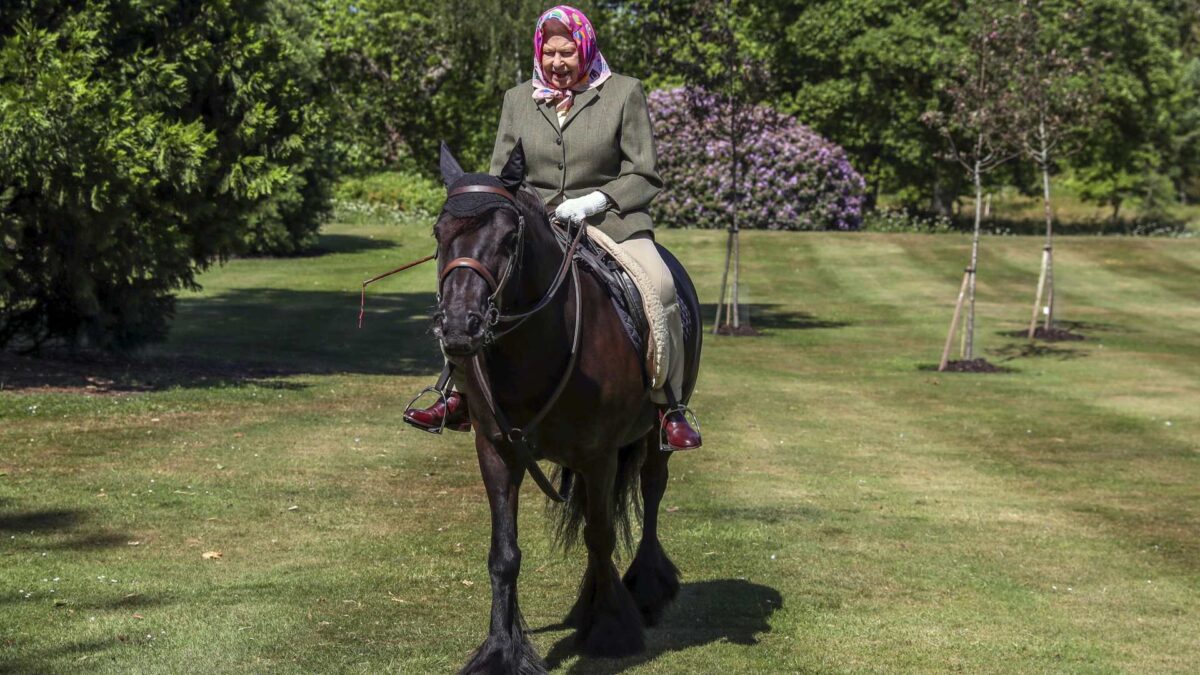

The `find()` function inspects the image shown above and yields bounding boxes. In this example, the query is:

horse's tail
[547,439,646,554]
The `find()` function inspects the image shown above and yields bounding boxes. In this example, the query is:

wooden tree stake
[1027,245,1050,338]
[939,269,973,371]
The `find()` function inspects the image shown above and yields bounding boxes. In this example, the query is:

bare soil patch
[1031,326,1086,342]
[940,358,1010,373]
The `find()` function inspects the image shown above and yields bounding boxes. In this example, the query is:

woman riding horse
[405,5,701,450]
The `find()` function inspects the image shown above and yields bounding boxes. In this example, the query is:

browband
[446,184,517,203]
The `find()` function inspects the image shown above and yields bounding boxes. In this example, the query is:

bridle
[438,183,587,502]
[438,184,585,344]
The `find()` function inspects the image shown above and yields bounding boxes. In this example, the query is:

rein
[357,182,585,502]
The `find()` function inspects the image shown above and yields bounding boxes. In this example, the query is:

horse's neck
[512,208,562,306]
[489,207,572,377]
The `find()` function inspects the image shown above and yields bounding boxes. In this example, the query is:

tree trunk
[727,99,743,331]
[1028,130,1056,338]
[1040,136,1056,333]
[731,227,741,329]
[713,229,732,334]
[965,158,983,360]
[1043,247,1055,331]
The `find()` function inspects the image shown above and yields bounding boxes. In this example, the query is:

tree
[1009,0,1102,338]
[1065,0,1181,218]
[925,2,1022,371]
[769,0,963,212]
[629,0,777,335]
[317,0,572,174]
[0,1,334,351]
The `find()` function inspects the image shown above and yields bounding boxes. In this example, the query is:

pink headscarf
[531,5,612,113]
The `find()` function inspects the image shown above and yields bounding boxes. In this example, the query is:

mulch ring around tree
[940,358,1012,373]
[715,324,762,337]
[1030,326,1086,342]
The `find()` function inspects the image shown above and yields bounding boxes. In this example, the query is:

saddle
[551,224,671,389]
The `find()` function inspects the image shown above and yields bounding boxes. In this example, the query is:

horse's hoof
[622,540,681,626]
[577,608,645,658]
[461,633,547,675]
[574,587,646,658]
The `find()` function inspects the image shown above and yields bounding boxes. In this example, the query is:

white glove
[555,191,609,224]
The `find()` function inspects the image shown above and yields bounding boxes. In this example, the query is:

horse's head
[432,141,528,357]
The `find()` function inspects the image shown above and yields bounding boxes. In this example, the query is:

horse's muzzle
[437,310,486,356]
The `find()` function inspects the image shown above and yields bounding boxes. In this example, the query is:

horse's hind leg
[567,461,646,657]
[461,434,546,675]
[622,435,681,625]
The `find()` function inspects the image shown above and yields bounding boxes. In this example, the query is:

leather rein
[440,184,587,502]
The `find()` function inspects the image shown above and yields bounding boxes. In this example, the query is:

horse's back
[655,243,702,405]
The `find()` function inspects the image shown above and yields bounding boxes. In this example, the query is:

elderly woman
[406,5,700,450]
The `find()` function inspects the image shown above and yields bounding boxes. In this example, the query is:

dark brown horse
[431,142,701,673]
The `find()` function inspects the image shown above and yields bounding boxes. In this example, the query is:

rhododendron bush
[648,87,866,231]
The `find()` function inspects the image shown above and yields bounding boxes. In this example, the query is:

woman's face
[540,23,580,89]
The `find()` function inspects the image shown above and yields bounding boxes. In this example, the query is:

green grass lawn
[2,218,1198,673]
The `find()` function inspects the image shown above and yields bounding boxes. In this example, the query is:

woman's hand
[555,191,609,224]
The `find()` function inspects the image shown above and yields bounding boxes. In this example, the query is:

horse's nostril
[467,313,482,336]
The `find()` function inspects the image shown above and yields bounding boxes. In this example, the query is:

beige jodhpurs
[618,232,684,405]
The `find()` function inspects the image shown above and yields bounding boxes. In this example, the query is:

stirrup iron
[658,404,702,452]
[658,382,701,452]
[403,386,451,435]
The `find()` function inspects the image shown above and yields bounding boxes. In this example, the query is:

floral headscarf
[531,5,611,112]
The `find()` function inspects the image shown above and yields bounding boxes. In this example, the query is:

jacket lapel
[560,87,601,132]
[535,100,559,133]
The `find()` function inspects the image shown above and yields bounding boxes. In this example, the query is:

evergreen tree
[0,1,334,351]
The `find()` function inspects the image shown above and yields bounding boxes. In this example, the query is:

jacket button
[557,162,564,170]
[555,137,562,145]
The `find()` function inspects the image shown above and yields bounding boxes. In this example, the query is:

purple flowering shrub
[648,87,866,231]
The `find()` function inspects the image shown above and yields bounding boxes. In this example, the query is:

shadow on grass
[1,290,443,393]
[540,579,782,673]
[997,319,1127,339]
[0,509,83,532]
[0,639,120,673]
[237,233,400,259]
[915,361,1017,374]
[989,342,1087,362]
[1,506,134,555]
[698,304,849,333]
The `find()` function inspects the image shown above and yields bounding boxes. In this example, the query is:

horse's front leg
[461,433,545,675]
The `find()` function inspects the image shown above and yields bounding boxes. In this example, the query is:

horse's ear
[439,141,465,187]
[498,139,525,192]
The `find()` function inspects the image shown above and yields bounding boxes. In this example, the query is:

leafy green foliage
[0,1,334,350]
[317,0,589,174]
[334,170,444,218]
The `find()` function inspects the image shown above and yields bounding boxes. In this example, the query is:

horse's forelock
[434,184,547,248]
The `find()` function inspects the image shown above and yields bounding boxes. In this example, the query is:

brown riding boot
[404,391,472,432]
[660,409,702,450]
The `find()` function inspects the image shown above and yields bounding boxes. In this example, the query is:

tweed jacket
[489,73,663,243]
